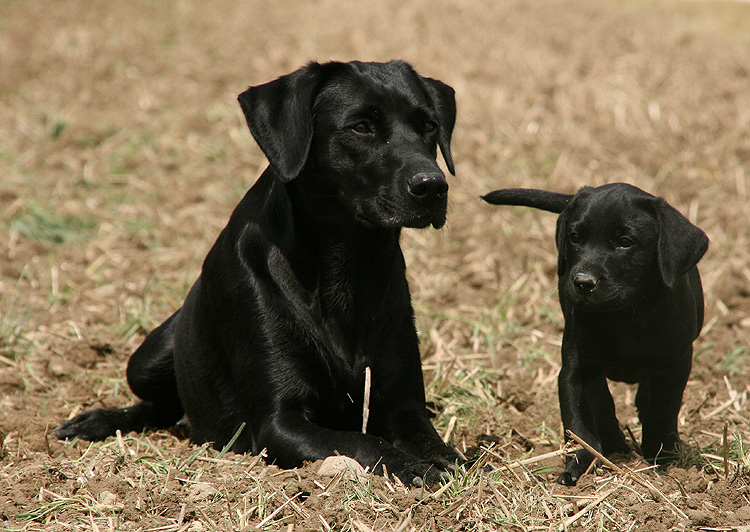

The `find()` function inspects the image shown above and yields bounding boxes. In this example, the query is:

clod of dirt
[0,368,24,391]
[686,509,712,526]
[317,456,366,479]
[46,356,80,377]
[188,482,216,503]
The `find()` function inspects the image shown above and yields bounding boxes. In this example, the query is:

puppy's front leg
[557,337,609,485]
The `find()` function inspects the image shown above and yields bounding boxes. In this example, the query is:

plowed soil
[1,1,749,531]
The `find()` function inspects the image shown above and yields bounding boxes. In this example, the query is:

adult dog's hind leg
[126,310,182,414]
[55,312,184,441]
[54,400,180,441]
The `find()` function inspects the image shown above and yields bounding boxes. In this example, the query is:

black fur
[483,183,708,485]
[56,60,462,486]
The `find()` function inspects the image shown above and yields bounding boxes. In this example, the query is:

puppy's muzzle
[573,272,598,295]
[408,172,449,206]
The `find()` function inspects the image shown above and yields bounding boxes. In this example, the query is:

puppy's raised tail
[481,188,572,214]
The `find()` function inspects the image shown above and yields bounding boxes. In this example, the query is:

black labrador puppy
[482,183,708,485]
[56,60,463,486]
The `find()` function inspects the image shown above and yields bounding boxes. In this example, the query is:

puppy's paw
[645,448,681,466]
[642,437,681,466]
[556,471,579,486]
[557,450,595,486]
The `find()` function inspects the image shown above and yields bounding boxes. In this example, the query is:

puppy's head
[556,183,708,309]
[237,60,456,229]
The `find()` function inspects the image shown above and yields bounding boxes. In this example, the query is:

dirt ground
[1,0,749,530]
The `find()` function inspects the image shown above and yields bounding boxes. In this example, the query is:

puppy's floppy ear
[555,208,571,276]
[554,187,591,276]
[421,76,456,175]
[238,62,324,182]
[654,198,708,288]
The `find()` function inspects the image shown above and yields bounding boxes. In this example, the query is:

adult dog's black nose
[408,172,449,204]
[573,272,598,294]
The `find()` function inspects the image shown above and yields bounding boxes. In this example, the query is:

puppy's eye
[352,122,373,135]
[616,237,634,249]
[424,121,437,133]
[569,232,580,244]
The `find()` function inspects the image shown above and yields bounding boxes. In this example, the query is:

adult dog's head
[238,60,456,229]
[555,183,708,309]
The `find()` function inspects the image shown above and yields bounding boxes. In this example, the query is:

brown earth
[1,0,749,531]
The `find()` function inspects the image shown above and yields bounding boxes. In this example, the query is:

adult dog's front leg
[257,413,450,487]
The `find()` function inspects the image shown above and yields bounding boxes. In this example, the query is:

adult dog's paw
[54,408,127,441]
[380,456,450,488]
[407,434,465,471]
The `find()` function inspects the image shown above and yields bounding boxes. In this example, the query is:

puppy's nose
[408,172,449,204]
[573,272,598,294]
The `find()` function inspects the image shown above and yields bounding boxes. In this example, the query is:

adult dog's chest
[298,304,397,429]
[276,243,408,378]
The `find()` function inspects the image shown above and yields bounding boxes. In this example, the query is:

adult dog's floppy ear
[420,76,456,175]
[238,63,323,182]
[654,198,709,288]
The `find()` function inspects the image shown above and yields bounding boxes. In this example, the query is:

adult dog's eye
[352,122,373,135]
[616,237,634,249]
[424,121,437,133]
[569,232,580,244]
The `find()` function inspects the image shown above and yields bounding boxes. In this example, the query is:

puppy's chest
[574,321,669,382]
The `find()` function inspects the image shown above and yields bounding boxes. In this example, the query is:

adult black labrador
[482,183,708,485]
[56,60,463,486]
